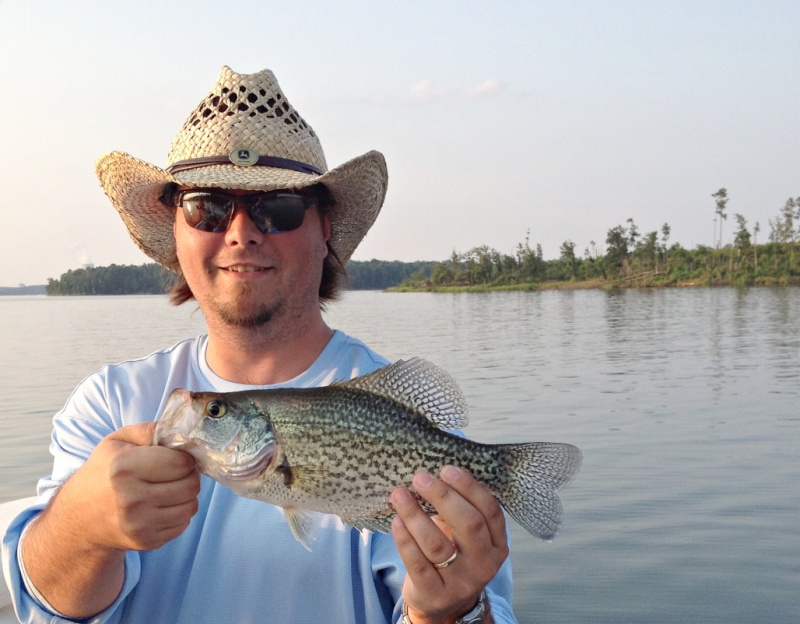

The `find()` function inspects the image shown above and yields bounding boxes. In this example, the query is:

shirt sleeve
[482,557,518,623]
[2,503,142,624]
[1,369,144,624]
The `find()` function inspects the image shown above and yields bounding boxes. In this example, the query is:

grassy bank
[389,275,800,293]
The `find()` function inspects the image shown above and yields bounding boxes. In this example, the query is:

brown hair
[168,184,347,308]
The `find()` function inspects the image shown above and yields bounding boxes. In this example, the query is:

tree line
[399,190,800,290]
[46,264,176,295]
[45,260,432,295]
[45,190,800,295]
[344,260,435,290]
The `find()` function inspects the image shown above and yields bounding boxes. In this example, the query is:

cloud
[467,79,506,98]
[409,79,442,102]
[411,80,433,98]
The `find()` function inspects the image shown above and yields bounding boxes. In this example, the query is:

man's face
[173,188,331,330]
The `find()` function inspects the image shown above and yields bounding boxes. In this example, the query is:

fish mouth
[154,389,195,447]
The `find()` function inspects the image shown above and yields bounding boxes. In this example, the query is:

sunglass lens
[250,194,307,233]
[181,192,232,232]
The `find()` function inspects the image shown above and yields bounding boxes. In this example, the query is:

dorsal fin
[339,358,469,429]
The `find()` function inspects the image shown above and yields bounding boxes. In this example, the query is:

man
[2,67,515,623]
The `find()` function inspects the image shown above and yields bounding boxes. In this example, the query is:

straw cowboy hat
[95,66,388,271]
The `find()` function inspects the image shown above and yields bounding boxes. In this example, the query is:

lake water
[1,289,798,623]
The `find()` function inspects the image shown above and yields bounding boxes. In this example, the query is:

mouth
[222,264,269,273]
[153,389,194,447]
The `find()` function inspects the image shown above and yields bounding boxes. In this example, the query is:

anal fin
[341,510,396,534]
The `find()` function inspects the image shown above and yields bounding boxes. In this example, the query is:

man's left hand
[390,466,507,624]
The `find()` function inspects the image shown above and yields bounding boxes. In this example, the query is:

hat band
[166,155,323,176]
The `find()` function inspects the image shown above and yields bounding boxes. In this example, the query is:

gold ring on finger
[433,548,458,569]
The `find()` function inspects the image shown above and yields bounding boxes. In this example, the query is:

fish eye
[205,399,228,419]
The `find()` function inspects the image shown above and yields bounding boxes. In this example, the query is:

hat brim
[95,150,388,272]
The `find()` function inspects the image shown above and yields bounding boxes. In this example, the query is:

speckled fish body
[154,358,582,550]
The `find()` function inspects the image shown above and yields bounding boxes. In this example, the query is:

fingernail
[392,487,412,504]
[441,465,461,483]
[414,472,434,488]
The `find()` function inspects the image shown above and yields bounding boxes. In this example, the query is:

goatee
[219,305,277,328]
[212,283,280,328]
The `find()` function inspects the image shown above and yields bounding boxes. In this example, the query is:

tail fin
[495,442,582,540]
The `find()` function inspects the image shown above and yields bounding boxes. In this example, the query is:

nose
[224,205,264,246]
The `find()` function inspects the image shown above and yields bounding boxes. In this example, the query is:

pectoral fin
[290,465,335,497]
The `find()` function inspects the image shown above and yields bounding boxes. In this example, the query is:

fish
[153,358,582,550]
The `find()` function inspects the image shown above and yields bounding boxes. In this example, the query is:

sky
[1,0,798,287]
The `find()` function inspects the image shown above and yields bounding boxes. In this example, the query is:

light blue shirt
[2,331,516,623]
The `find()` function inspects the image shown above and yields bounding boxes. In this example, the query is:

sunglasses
[173,188,318,234]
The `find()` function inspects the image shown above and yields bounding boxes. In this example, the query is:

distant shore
[388,275,800,293]
[0,285,46,296]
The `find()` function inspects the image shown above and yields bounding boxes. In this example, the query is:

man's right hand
[21,422,201,618]
[85,422,201,551]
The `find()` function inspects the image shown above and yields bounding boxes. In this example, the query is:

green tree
[605,225,629,277]
[660,223,671,271]
[516,233,544,282]
[635,231,659,272]
[753,222,760,269]
[733,213,752,270]
[712,188,728,249]
[559,240,577,279]
[626,218,639,250]
[782,198,797,268]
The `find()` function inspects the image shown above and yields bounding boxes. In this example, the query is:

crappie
[153,358,582,550]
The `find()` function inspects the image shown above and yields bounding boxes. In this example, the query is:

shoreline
[388,276,800,293]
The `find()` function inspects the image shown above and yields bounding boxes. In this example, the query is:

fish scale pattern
[259,386,501,526]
